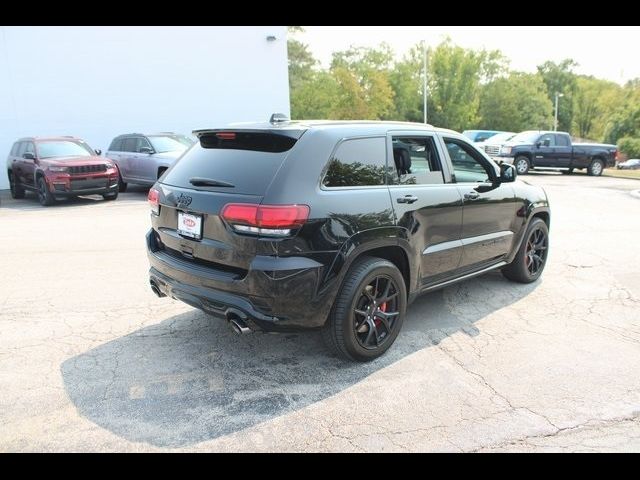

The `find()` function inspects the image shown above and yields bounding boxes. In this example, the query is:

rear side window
[322,137,386,187]
[161,131,300,195]
[109,138,123,151]
[121,137,137,152]
[556,134,570,147]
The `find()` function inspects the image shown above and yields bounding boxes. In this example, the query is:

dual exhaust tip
[149,280,251,335]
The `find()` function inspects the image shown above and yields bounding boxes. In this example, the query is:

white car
[477,132,516,158]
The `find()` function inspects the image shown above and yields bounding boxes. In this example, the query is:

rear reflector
[148,188,160,215]
[221,203,309,236]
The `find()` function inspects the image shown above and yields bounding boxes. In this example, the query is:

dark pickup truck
[492,130,617,176]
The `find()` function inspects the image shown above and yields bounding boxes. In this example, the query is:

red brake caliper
[374,302,387,327]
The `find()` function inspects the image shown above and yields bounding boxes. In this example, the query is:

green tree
[328,45,396,120]
[537,59,578,132]
[388,46,425,122]
[479,73,553,131]
[604,79,640,143]
[290,71,339,119]
[287,26,317,91]
[573,76,622,140]
[426,40,507,131]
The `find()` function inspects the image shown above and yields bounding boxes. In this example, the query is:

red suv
[6,136,119,206]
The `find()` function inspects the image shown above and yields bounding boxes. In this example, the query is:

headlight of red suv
[48,166,68,173]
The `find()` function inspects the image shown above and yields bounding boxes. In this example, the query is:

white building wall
[0,26,290,189]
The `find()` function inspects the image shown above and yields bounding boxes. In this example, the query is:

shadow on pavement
[61,270,538,448]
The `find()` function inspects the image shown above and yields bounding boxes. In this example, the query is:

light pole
[422,41,428,124]
[554,92,564,131]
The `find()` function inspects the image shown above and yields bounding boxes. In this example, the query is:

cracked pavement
[1,172,639,452]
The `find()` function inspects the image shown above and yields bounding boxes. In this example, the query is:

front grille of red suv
[68,165,107,174]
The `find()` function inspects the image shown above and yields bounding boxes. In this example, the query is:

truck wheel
[37,176,56,206]
[9,171,25,199]
[514,156,530,175]
[588,159,604,176]
[502,218,549,283]
[322,256,407,362]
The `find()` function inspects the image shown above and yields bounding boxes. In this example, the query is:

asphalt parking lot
[1,173,639,452]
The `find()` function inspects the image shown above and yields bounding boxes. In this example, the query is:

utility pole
[554,92,564,131]
[423,41,428,124]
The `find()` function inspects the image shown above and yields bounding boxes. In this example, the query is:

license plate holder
[177,211,203,240]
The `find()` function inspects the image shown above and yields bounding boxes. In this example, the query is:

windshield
[148,136,188,153]
[486,132,516,144]
[37,141,94,159]
[172,135,196,146]
[509,131,540,143]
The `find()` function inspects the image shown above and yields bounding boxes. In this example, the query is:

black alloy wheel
[353,275,400,350]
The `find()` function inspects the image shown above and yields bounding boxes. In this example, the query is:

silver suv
[106,133,190,192]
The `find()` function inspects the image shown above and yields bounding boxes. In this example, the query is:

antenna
[270,113,289,124]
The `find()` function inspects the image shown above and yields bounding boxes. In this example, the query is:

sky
[298,26,640,84]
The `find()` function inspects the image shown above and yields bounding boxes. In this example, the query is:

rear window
[161,131,300,195]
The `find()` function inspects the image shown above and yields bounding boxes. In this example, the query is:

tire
[514,156,530,175]
[118,171,128,192]
[8,171,25,199]
[561,168,574,175]
[37,176,55,206]
[502,218,549,284]
[587,158,604,176]
[103,190,118,201]
[322,256,407,362]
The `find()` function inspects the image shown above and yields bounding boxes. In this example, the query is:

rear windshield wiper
[189,177,235,188]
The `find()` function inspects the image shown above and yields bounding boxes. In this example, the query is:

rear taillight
[148,188,160,215]
[221,203,309,236]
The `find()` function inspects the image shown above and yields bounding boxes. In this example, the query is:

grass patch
[603,169,640,180]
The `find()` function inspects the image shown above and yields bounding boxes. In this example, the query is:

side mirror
[95,149,102,156]
[23,152,35,160]
[500,163,517,183]
[139,147,154,154]
[535,141,542,148]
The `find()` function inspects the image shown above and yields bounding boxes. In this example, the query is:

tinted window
[37,141,93,159]
[161,132,300,195]
[109,138,123,151]
[538,133,555,147]
[24,142,35,155]
[10,142,19,156]
[390,136,444,185]
[556,134,570,147]
[121,137,137,152]
[17,142,27,156]
[137,137,153,153]
[444,138,493,183]
[323,137,386,187]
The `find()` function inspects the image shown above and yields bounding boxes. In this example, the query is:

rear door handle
[464,191,480,201]
[397,195,418,204]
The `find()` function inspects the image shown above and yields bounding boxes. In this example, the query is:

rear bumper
[146,230,334,331]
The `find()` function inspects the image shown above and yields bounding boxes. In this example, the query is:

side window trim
[441,136,498,184]
[320,135,389,190]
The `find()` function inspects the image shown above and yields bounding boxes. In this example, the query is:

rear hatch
[152,129,305,275]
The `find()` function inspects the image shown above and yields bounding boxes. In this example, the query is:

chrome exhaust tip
[149,280,165,298]
[227,312,252,335]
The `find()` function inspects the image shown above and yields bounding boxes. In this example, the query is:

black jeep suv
[147,120,550,361]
